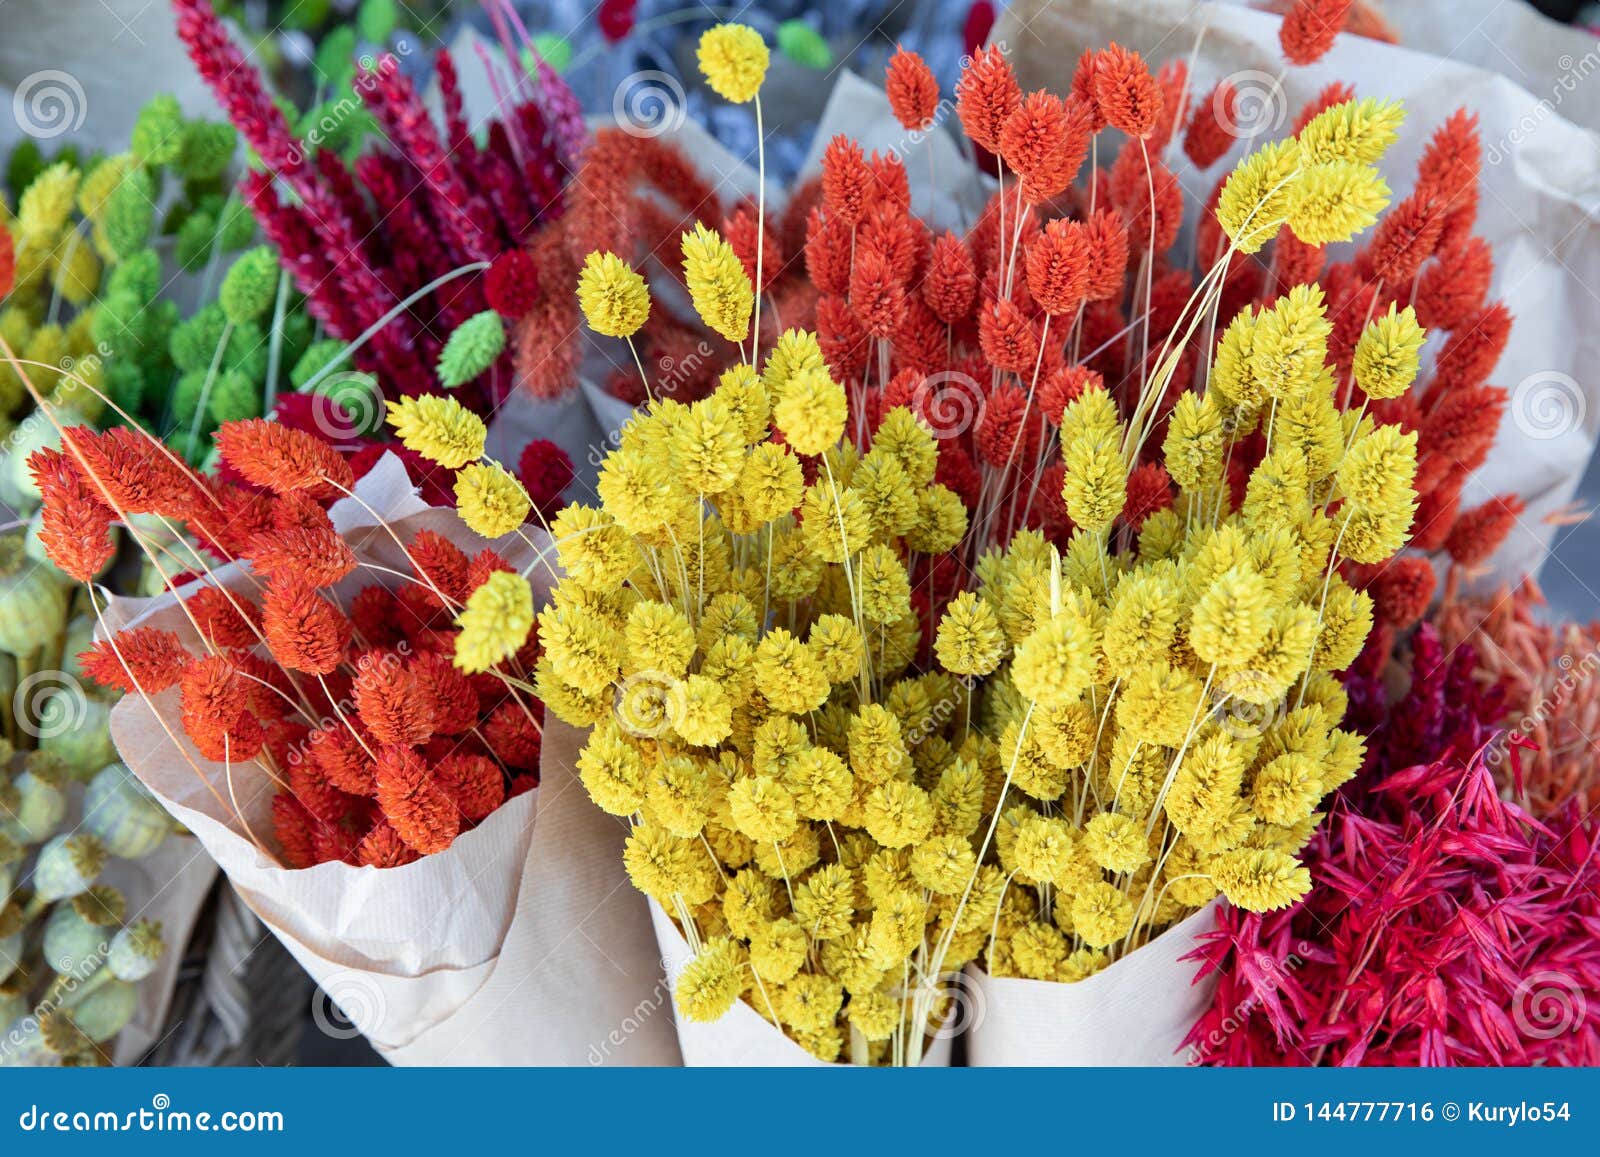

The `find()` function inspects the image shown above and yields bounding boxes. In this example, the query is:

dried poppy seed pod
[108,921,165,983]
[0,538,68,658]
[83,765,172,860]
[43,902,112,981]
[30,833,108,905]
[0,765,66,845]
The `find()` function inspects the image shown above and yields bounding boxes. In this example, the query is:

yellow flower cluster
[533,106,1423,1065]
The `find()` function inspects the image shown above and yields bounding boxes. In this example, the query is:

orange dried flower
[805,206,854,297]
[353,653,437,747]
[1279,0,1353,66]
[408,529,472,609]
[999,92,1091,205]
[859,206,921,286]
[1416,236,1493,331]
[216,418,355,501]
[866,151,912,215]
[1111,146,1183,253]
[923,231,978,324]
[821,135,873,228]
[1271,232,1325,293]
[1069,48,1105,133]
[1082,208,1130,302]
[1364,193,1445,284]
[1292,81,1356,134]
[289,757,359,826]
[1091,44,1162,140]
[1416,108,1481,210]
[1184,79,1238,170]
[28,447,116,583]
[412,651,480,735]
[248,525,359,588]
[956,45,1022,155]
[816,293,870,381]
[1409,472,1464,553]
[180,656,264,763]
[886,46,940,131]
[272,795,321,869]
[78,628,191,694]
[186,586,263,649]
[978,298,1040,377]
[1366,555,1437,628]
[849,248,907,339]
[375,745,460,855]
[1038,365,1102,426]
[1025,219,1092,317]
[483,700,543,771]
[723,204,782,294]
[1418,385,1506,490]
[358,818,420,868]
[61,427,198,517]
[434,753,506,823]
[1446,494,1523,569]
[976,383,1043,468]
[308,725,377,796]
[1432,301,1512,394]
[262,574,351,675]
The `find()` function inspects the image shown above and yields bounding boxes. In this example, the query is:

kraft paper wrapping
[650,900,954,1068]
[994,0,1600,588]
[965,903,1218,1067]
[102,455,677,1065]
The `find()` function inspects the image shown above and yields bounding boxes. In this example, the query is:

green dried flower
[207,369,261,423]
[131,95,185,167]
[100,167,156,259]
[437,310,505,388]
[178,120,236,183]
[219,246,278,324]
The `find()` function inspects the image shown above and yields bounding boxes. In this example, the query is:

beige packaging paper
[103,455,677,1064]
[650,900,954,1067]
[965,903,1218,1067]
[995,0,1600,588]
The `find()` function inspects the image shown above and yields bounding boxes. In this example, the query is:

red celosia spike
[805,206,854,297]
[28,447,117,582]
[358,818,420,868]
[934,442,982,511]
[484,248,541,319]
[1409,471,1465,552]
[1446,495,1524,569]
[1431,301,1512,394]
[1367,556,1437,628]
[923,231,979,325]
[1000,92,1092,206]
[886,46,940,131]
[411,651,480,736]
[1415,237,1493,332]
[723,204,783,294]
[1123,463,1174,531]
[821,135,873,228]
[60,426,200,517]
[1025,219,1093,317]
[215,419,355,502]
[248,525,359,589]
[483,700,543,772]
[1416,108,1481,210]
[976,383,1043,468]
[408,529,472,609]
[1148,59,1189,153]
[353,652,437,748]
[956,45,1022,155]
[186,586,263,649]
[434,753,507,824]
[1279,0,1354,66]
[1083,208,1131,302]
[375,745,460,855]
[518,439,575,518]
[849,249,908,339]
[1068,48,1106,133]
[1091,44,1163,140]
[308,725,377,796]
[978,298,1041,377]
[1364,193,1446,284]
[881,369,925,415]
[1272,232,1325,292]
[816,294,870,381]
[272,794,321,869]
[78,628,191,695]
[1038,365,1103,426]
[262,574,352,676]
[1292,81,1357,134]
[1185,79,1239,170]
[866,152,912,215]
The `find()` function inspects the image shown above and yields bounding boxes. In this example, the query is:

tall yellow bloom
[577,251,651,338]
[386,395,486,468]
[697,24,769,104]
[681,224,754,343]
[453,571,535,673]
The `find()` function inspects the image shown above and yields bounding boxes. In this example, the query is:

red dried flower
[1446,494,1524,568]
[215,419,355,502]
[1038,365,1102,426]
[1292,81,1357,135]
[956,45,1022,155]
[1415,236,1493,332]
[180,655,263,763]
[28,447,116,583]
[805,206,854,298]
[999,92,1092,205]
[518,439,575,517]
[723,205,782,295]
[186,586,263,649]
[484,249,541,319]
[358,818,420,868]
[816,294,870,381]
[935,442,982,510]
[1364,193,1445,284]
[1184,79,1238,170]
[482,700,543,771]
[1432,301,1512,394]
[978,298,1040,377]
[307,725,377,796]
[262,574,351,676]
[1366,555,1437,628]
[849,249,908,339]
[1272,232,1325,293]
[1111,145,1183,254]
[923,231,979,325]
[976,383,1043,468]
[1091,44,1163,140]
[353,653,436,747]
[1082,209,1130,302]
[288,756,359,826]
[1123,463,1173,531]
[1279,0,1353,66]
[272,795,321,869]
[1416,108,1481,210]
[1148,59,1189,153]
[60,427,199,517]
[1418,384,1506,488]
[408,530,472,609]
[375,745,459,855]
[411,651,480,736]
[1409,471,1464,553]
[78,628,191,695]
[886,46,940,132]
[248,525,359,589]
[820,135,873,228]
[1024,219,1092,317]
[434,753,506,823]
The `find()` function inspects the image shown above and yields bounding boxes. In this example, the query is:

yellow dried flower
[909,832,977,893]
[668,674,734,747]
[675,938,748,1021]
[1071,882,1134,948]
[697,23,770,104]
[1060,431,1127,532]
[808,613,864,683]
[792,863,856,939]
[682,223,754,343]
[453,462,531,538]
[934,591,1008,676]
[1082,812,1151,874]
[577,250,650,338]
[672,395,747,494]
[749,917,808,984]
[1215,139,1300,254]
[387,395,486,468]
[577,722,647,815]
[1252,752,1324,825]
[728,775,800,842]
[762,329,827,401]
[1210,848,1312,911]
[798,481,871,563]
[772,367,847,458]
[1163,391,1225,490]
[862,779,934,848]
[1012,605,1097,708]
[1353,303,1426,400]
[1288,161,1390,245]
[753,628,831,714]
[1189,566,1272,669]
[1297,97,1405,165]
[453,571,534,673]
[847,991,900,1041]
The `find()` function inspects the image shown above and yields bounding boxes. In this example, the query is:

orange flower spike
[849,248,908,339]
[358,819,420,869]
[1148,59,1188,152]
[307,725,377,796]
[215,418,355,501]
[723,205,782,293]
[179,656,266,763]
[1446,495,1525,569]
[28,447,117,583]
[1082,209,1130,302]
[483,701,543,770]
[271,795,321,869]
[1069,48,1106,133]
[886,45,939,132]
[923,231,978,325]
[262,574,352,676]
[1416,108,1482,209]
[1364,192,1445,284]
[1123,463,1174,532]
[1416,236,1493,332]
[1184,79,1239,170]
[288,758,359,826]
[465,547,516,592]
[374,745,460,855]
[186,586,263,649]
[249,525,359,589]
[1025,219,1093,317]
[411,651,480,736]
[1280,0,1354,67]
[956,45,1022,155]
[820,135,873,228]
[1432,301,1513,394]
[408,529,473,608]
[978,297,1040,377]
[816,294,870,381]
[1038,365,1102,426]
[1000,92,1093,206]
[1368,556,1437,629]
[353,653,437,747]
[60,427,200,517]
[1090,44,1163,140]
[805,207,854,297]
[78,627,192,694]
[434,753,506,823]
[866,151,912,214]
